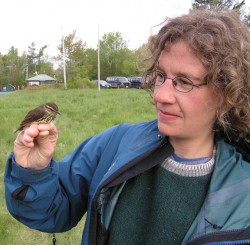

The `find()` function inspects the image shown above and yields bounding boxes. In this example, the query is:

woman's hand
[14,123,58,169]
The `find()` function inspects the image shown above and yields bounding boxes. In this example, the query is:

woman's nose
[153,79,176,103]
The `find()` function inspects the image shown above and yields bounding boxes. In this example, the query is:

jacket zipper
[205,240,250,245]
[90,137,172,244]
[187,228,250,245]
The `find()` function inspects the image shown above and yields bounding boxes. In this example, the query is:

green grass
[0,88,155,245]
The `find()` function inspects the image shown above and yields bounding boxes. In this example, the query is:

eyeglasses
[147,70,207,93]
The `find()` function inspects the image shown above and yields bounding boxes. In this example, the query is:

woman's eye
[177,78,192,86]
[156,71,165,79]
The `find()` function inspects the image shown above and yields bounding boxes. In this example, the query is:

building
[26,74,57,86]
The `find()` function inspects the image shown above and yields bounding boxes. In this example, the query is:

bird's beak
[57,111,61,115]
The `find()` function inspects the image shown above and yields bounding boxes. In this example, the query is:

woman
[5,9,250,244]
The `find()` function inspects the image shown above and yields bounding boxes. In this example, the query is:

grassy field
[0,87,155,245]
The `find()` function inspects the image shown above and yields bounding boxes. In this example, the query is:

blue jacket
[4,119,250,244]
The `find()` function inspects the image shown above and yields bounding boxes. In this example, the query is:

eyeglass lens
[153,71,194,92]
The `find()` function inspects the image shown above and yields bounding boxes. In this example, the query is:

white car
[96,80,111,88]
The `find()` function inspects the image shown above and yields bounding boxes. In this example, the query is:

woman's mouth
[158,109,179,120]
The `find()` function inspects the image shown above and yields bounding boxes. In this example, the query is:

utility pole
[97,24,100,92]
[26,55,28,79]
[62,36,67,89]
[26,63,28,79]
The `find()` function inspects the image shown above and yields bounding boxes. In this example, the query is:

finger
[15,132,35,148]
[39,130,50,136]
[38,122,57,133]
[15,124,39,147]
[38,124,58,141]
[22,124,39,141]
[25,124,40,137]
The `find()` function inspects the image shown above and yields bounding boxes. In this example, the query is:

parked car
[96,80,111,88]
[127,77,143,89]
[106,76,131,88]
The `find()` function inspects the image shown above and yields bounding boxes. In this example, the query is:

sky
[1,0,250,58]
[1,0,193,57]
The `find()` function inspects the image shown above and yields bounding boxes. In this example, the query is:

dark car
[127,77,143,89]
[106,76,131,88]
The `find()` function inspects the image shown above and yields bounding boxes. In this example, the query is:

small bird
[15,102,60,133]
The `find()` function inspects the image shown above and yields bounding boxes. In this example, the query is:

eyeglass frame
[147,70,207,93]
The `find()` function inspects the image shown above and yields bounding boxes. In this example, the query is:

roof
[26,74,56,81]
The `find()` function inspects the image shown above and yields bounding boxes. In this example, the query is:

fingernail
[38,124,46,130]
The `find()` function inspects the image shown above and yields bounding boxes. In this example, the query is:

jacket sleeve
[4,124,127,233]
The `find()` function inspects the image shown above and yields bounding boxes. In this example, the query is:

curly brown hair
[144,9,250,140]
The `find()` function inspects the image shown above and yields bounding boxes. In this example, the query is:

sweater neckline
[161,148,216,177]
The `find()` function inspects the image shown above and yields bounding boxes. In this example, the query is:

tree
[121,60,136,77]
[3,47,26,86]
[85,48,98,80]
[0,31,151,87]
[133,44,152,75]
[38,57,55,76]
[0,54,7,86]
[192,0,250,26]
[57,30,88,83]
[192,0,243,10]
[99,32,131,78]
[27,42,49,76]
